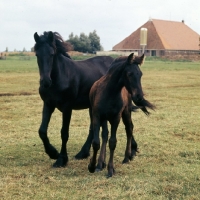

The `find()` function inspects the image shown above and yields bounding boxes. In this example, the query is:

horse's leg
[39,102,59,159]
[122,109,138,164]
[75,108,93,159]
[96,120,108,171]
[53,109,72,167]
[88,117,100,173]
[107,119,119,177]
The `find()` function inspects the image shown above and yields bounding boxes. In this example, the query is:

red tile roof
[113,19,199,50]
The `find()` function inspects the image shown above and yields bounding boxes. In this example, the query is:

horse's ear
[48,31,55,43]
[34,32,40,43]
[127,53,134,64]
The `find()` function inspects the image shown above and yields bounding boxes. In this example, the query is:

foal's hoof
[96,162,106,172]
[88,164,96,173]
[53,155,68,168]
[107,168,115,178]
[122,158,130,164]
[75,150,90,160]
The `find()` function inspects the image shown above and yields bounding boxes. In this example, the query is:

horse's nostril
[40,79,52,88]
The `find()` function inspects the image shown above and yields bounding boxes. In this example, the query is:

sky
[0,0,200,52]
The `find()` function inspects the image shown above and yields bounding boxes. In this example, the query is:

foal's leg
[122,109,137,163]
[131,135,138,159]
[96,120,108,171]
[39,102,59,159]
[53,109,72,167]
[75,108,93,159]
[88,117,100,173]
[107,119,119,177]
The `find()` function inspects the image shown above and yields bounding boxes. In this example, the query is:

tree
[67,30,102,53]
[79,33,91,52]
[89,30,103,53]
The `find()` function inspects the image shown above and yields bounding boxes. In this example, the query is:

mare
[33,31,114,167]
[88,53,155,177]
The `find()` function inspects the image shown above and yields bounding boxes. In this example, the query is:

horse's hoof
[75,151,90,160]
[130,149,138,160]
[46,144,59,160]
[49,151,59,160]
[52,155,68,168]
[88,164,96,173]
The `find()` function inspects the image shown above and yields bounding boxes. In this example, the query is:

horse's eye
[127,72,133,77]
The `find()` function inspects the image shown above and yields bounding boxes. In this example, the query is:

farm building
[112,19,200,57]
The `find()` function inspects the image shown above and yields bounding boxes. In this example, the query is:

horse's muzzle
[40,78,52,88]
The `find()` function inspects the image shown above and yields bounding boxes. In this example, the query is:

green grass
[0,57,200,199]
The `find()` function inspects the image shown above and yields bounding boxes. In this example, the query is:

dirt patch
[0,92,35,97]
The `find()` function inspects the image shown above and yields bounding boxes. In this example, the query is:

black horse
[88,53,155,177]
[34,31,114,167]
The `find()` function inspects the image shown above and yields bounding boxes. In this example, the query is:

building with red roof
[112,19,200,56]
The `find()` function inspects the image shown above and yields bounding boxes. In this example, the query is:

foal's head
[34,31,72,88]
[123,53,155,115]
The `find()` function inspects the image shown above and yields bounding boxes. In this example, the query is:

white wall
[96,51,138,56]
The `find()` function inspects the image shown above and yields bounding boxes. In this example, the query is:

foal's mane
[34,31,72,58]
[107,55,143,74]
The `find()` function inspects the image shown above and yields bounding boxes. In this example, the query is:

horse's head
[34,31,56,88]
[123,53,155,115]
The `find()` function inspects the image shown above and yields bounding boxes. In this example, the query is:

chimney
[182,20,184,23]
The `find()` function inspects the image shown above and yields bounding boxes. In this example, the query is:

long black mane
[34,31,72,58]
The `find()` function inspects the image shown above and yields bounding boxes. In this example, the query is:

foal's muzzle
[132,94,144,103]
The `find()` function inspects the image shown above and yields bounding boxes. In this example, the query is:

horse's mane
[34,31,73,59]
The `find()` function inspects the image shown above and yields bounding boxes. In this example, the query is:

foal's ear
[134,54,145,65]
[48,31,55,43]
[34,32,40,43]
[139,54,145,65]
[127,53,134,64]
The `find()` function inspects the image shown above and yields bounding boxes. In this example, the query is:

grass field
[0,55,200,199]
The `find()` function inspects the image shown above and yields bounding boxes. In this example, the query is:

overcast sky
[0,0,199,52]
